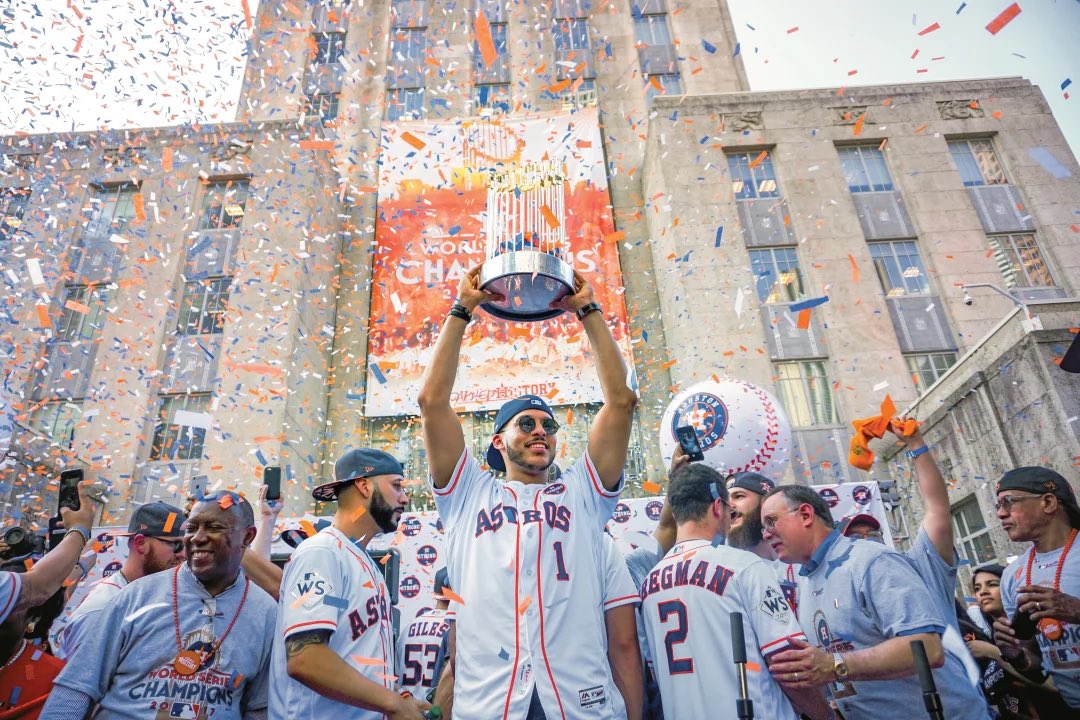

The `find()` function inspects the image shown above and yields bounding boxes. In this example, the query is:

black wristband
[449,303,472,323]
[575,301,601,321]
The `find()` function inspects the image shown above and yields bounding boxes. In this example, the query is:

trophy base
[479,251,575,322]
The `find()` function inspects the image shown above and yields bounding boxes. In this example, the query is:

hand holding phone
[263,466,282,502]
[675,425,705,463]
[59,469,84,513]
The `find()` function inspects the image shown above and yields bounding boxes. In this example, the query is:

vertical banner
[367,108,631,416]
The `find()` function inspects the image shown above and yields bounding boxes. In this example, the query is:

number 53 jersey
[640,540,806,720]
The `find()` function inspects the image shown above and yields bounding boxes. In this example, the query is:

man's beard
[728,510,765,550]
[370,485,400,533]
[143,551,177,576]
[506,445,555,474]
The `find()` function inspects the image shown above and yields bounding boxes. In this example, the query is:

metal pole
[730,612,754,720]
[910,639,945,720]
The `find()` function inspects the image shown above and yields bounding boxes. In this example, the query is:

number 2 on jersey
[657,599,693,674]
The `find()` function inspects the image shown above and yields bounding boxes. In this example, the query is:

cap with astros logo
[725,471,775,497]
[312,448,404,502]
[996,466,1080,529]
[486,395,555,473]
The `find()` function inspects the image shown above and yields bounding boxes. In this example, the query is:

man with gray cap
[269,448,427,720]
[993,466,1080,710]
[53,500,185,659]
[418,266,637,719]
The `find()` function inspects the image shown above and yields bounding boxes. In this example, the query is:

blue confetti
[789,296,830,313]
[255,449,268,466]
[956,2,966,14]
[370,363,387,384]
[323,594,349,609]
[1062,78,1073,91]
[715,226,724,247]
[733,42,740,57]
[702,39,716,54]
[448,225,462,235]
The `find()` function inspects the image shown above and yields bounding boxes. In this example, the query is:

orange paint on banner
[474,11,497,67]
[603,230,625,243]
[540,205,560,228]
[401,131,426,150]
[748,150,767,169]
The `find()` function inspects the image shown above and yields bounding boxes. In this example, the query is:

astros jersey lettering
[270,526,395,720]
[397,607,451,699]
[50,565,275,720]
[1001,539,1080,708]
[431,450,624,719]
[640,540,805,720]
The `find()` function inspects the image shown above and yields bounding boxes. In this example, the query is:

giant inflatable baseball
[660,378,793,480]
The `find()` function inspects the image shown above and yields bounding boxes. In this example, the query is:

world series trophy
[478,160,576,321]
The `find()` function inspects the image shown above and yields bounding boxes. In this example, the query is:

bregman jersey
[269,526,395,720]
[397,607,451,699]
[431,450,624,719]
[640,540,805,720]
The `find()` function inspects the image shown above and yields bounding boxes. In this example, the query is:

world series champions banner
[366,107,632,415]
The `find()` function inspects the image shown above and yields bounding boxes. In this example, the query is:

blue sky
[1,0,1077,156]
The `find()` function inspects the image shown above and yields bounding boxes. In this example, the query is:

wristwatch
[832,652,850,681]
[575,301,601,321]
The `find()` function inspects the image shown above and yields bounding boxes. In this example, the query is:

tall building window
[552,15,595,87]
[177,278,231,336]
[906,352,957,393]
[838,145,894,193]
[198,180,250,231]
[868,240,930,296]
[948,139,1007,187]
[748,247,805,304]
[634,2,680,100]
[150,393,211,461]
[391,0,427,27]
[986,233,1056,289]
[0,187,30,243]
[727,152,780,200]
[473,82,511,113]
[388,88,426,121]
[85,184,137,240]
[313,32,347,64]
[473,0,509,106]
[304,92,340,123]
[56,286,110,342]
[387,21,427,120]
[774,361,839,427]
[29,400,82,447]
[951,495,997,564]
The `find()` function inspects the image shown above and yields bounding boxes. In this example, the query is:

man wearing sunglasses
[53,501,185,659]
[418,266,637,719]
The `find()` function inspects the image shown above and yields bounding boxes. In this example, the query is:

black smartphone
[675,425,705,462]
[263,466,282,502]
[189,474,208,499]
[58,469,83,513]
[1011,608,1038,641]
[47,516,64,551]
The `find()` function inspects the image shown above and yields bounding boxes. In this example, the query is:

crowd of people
[0,267,1077,719]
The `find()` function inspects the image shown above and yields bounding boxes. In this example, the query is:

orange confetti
[163,512,177,533]
[64,300,90,314]
[852,112,866,136]
[748,150,768,169]
[847,254,860,283]
[648,76,663,91]
[643,480,662,494]
[474,11,497,67]
[440,588,466,605]
[540,205,560,228]
[548,79,572,94]
[162,147,174,173]
[603,230,626,243]
[218,494,234,510]
[796,308,811,330]
[298,140,334,151]
[241,0,253,29]
[401,131,426,150]
[133,193,146,223]
[660,359,677,369]
[35,305,52,328]
[300,519,318,538]
[351,655,386,666]
[517,596,532,614]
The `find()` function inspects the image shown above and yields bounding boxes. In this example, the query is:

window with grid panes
[85,185,137,240]
[554,0,590,17]
[304,93,340,122]
[391,0,426,27]
[388,88,425,121]
[473,18,509,83]
[473,83,511,113]
[198,180,249,231]
[388,26,427,92]
[868,240,930,296]
[774,361,839,427]
[149,394,211,462]
[313,32,347,64]
[948,139,1007,187]
[56,286,110,342]
[986,233,1056,288]
[951,495,997,564]
[905,352,957,393]
[29,400,82,447]
[838,145,894,193]
[727,152,780,200]
[177,278,231,336]
[1,188,30,243]
[553,18,593,70]
[749,248,806,304]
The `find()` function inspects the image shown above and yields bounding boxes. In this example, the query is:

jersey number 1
[553,541,570,581]
[657,600,693,675]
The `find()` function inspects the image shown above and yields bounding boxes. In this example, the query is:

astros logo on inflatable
[670,392,729,450]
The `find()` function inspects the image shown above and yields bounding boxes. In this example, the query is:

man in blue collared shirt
[760,485,990,720]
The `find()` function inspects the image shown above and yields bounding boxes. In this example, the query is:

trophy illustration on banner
[478,160,576,321]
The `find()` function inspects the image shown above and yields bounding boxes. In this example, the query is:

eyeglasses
[993,495,1043,512]
[762,508,801,532]
[512,416,560,435]
[150,537,184,553]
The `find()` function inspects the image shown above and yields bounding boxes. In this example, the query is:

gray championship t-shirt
[52,564,276,720]
[797,530,990,720]
[1001,539,1080,709]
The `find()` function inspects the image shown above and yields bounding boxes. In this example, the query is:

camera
[1,526,46,560]
[963,292,974,306]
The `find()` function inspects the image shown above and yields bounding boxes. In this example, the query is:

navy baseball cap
[122,501,184,538]
[996,466,1080,528]
[726,472,776,496]
[486,395,554,472]
[313,448,404,502]
[433,567,451,595]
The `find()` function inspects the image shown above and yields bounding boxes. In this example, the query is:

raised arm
[894,419,953,564]
[417,267,500,488]
[20,481,100,611]
[553,271,637,490]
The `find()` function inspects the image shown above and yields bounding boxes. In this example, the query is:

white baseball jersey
[600,535,641,720]
[269,526,395,720]
[0,571,20,625]
[640,540,805,720]
[396,607,451,699]
[431,449,624,719]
